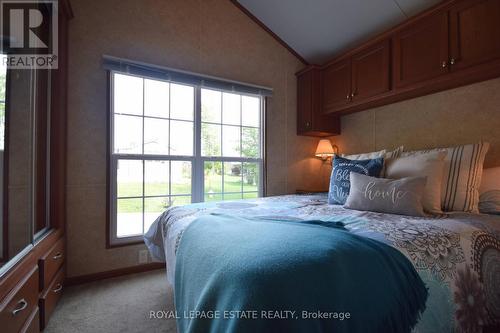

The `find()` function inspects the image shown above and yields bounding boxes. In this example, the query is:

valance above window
[102,55,273,96]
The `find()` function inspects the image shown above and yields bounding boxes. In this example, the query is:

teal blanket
[175,214,428,333]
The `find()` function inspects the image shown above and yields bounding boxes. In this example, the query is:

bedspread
[145,194,500,333]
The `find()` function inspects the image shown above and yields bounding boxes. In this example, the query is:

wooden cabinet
[0,1,72,332]
[351,40,391,102]
[322,59,351,112]
[296,0,500,136]
[38,239,64,292]
[450,0,500,70]
[320,40,390,114]
[393,11,449,88]
[0,267,38,333]
[39,269,64,330]
[297,67,340,136]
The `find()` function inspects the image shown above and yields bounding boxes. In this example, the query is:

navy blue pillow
[328,156,384,204]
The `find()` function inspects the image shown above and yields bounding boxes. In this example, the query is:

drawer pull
[53,284,63,293]
[53,252,63,260]
[12,299,28,316]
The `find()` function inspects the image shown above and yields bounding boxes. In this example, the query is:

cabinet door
[393,11,449,88]
[296,70,313,134]
[352,40,391,102]
[322,59,351,112]
[450,0,500,71]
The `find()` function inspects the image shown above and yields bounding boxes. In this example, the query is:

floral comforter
[144,194,500,333]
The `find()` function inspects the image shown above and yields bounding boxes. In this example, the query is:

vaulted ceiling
[236,0,442,64]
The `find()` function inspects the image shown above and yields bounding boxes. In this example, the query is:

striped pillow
[402,142,489,213]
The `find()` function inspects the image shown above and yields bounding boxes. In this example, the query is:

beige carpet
[45,269,177,333]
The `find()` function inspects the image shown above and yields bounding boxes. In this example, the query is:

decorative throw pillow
[402,142,489,213]
[479,167,500,215]
[344,173,427,217]
[479,191,500,215]
[385,151,446,214]
[479,167,500,194]
[328,156,384,205]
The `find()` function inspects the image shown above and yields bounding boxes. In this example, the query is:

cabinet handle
[346,94,350,101]
[450,58,455,65]
[441,61,447,68]
[305,121,310,128]
[351,92,356,98]
[53,283,63,293]
[12,299,28,316]
[53,252,63,260]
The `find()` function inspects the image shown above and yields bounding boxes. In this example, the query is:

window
[109,72,264,245]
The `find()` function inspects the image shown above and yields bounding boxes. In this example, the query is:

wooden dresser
[0,0,73,331]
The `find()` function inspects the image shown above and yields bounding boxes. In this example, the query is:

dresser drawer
[39,237,64,291]
[0,266,39,333]
[20,307,39,333]
[39,268,64,330]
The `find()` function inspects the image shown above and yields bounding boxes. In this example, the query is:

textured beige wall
[66,0,323,277]
[334,77,500,169]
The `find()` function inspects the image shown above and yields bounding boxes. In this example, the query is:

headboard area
[334,77,500,168]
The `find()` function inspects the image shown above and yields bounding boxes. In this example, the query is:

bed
[145,193,500,333]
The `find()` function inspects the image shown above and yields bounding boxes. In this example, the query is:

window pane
[242,95,260,127]
[201,123,221,156]
[117,160,143,198]
[170,83,194,120]
[145,197,170,232]
[114,73,143,116]
[117,198,143,237]
[222,125,240,157]
[170,120,193,156]
[145,160,169,196]
[171,161,191,195]
[222,92,240,125]
[243,192,258,199]
[114,115,142,154]
[224,162,242,193]
[144,79,169,118]
[144,118,169,155]
[171,196,191,207]
[243,162,259,192]
[201,89,221,123]
[242,127,259,158]
[205,193,222,202]
[204,161,222,194]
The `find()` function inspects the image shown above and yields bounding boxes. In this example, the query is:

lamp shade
[315,139,335,159]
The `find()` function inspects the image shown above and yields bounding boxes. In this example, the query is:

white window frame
[108,71,265,246]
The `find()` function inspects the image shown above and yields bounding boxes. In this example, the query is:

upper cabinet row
[298,0,500,136]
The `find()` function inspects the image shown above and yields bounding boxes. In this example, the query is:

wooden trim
[65,262,165,286]
[262,97,267,197]
[229,0,309,65]
[59,0,74,19]
[105,72,112,249]
[1,68,11,263]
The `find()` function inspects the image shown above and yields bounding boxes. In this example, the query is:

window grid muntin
[110,72,263,244]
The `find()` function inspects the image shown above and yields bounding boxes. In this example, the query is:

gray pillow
[344,173,427,217]
[479,190,500,215]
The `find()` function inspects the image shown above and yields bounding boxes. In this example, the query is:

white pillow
[402,142,489,213]
[385,151,446,214]
[343,146,404,160]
